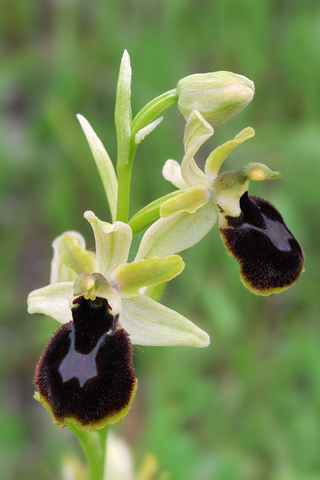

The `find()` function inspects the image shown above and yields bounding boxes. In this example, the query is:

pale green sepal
[181,110,213,187]
[111,255,184,298]
[205,127,255,178]
[73,273,121,315]
[136,201,218,259]
[77,114,118,222]
[134,116,163,145]
[121,295,210,347]
[213,162,281,218]
[27,282,73,324]
[60,233,99,275]
[50,231,86,284]
[115,50,132,168]
[84,211,132,277]
[162,159,188,189]
[160,185,210,217]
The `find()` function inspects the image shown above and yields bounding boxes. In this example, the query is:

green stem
[68,423,108,480]
[116,162,132,222]
[116,84,178,223]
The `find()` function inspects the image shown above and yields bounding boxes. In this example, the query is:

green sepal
[27,282,73,324]
[84,211,132,278]
[121,295,210,347]
[205,127,255,178]
[162,159,188,189]
[181,110,213,187]
[112,256,185,298]
[136,201,218,259]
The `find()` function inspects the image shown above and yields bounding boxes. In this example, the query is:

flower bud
[177,71,255,126]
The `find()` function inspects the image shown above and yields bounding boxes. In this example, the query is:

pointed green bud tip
[177,71,255,126]
[220,192,304,295]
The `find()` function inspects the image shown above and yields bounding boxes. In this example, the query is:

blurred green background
[1,1,320,479]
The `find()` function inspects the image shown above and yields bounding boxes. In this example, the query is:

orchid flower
[28,211,209,430]
[136,110,304,295]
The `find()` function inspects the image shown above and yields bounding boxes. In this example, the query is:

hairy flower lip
[220,193,304,295]
[34,295,137,430]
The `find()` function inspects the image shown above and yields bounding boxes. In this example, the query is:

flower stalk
[68,423,108,480]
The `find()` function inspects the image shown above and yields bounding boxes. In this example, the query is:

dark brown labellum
[34,296,137,430]
[220,192,304,294]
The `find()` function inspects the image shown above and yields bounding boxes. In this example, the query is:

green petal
[50,231,86,284]
[213,162,281,219]
[60,233,99,275]
[84,211,132,277]
[162,159,188,189]
[205,127,255,178]
[121,295,210,347]
[160,185,210,217]
[136,201,218,260]
[27,282,73,323]
[181,110,213,187]
[112,255,185,298]
[77,114,118,223]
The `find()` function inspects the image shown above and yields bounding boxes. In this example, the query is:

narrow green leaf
[77,114,118,222]
[115,50,132,168]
